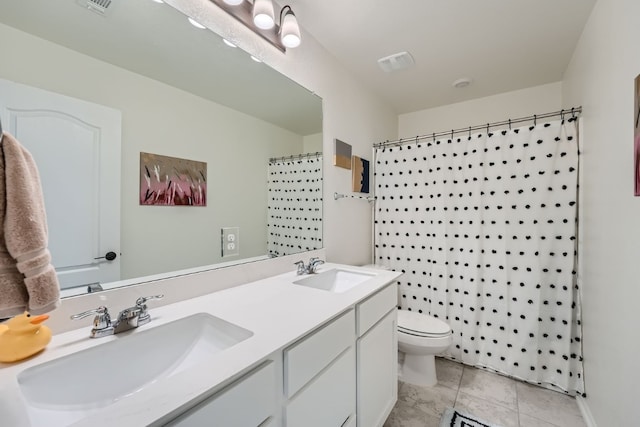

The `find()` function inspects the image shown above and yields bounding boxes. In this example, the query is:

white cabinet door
[286,347,356,427]
[0,78,121,290]
[357,309,397,427]
[166,361,276,427]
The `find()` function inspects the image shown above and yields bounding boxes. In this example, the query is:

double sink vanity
[0,263,402,426]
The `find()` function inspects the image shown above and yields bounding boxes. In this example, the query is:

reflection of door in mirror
[0,79,121,290]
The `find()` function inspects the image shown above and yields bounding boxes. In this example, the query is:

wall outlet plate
[221,227,240,257]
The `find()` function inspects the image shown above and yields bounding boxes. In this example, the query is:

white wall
[0,23,305,280]
[303,133,323,153]
[167,0,398,267]
[562,0,640,424]
[399,82,562,138]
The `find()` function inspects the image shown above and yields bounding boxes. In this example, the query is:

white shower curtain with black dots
[374,118,584,396]
[267,156,323,257]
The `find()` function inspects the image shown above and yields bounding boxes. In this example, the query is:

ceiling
[288,0,596,114]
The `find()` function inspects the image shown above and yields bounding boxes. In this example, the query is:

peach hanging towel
[0,132,60,318]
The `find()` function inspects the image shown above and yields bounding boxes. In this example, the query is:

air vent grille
[80,0,112,15]
[377,51,415,73]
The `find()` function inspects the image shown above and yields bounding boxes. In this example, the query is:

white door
[0,78,121,290]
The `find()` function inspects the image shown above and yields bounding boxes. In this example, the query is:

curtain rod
[374,107,582,149]
[269,151,322,163]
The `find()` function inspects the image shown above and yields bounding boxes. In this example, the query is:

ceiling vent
[377,51,415,73]
[78,0,112,16]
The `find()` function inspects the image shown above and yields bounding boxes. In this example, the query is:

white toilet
[397,310,453,387]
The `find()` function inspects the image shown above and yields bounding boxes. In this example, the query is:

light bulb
[223,39,237,48]
[187,17,206,29]
[280,9,301,48]
[253,0,275,30]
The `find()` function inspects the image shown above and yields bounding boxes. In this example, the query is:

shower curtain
[267,155,323,257]
[374,118,584,395]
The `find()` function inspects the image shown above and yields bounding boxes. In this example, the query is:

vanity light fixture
[279,5,300,48]
[252,0,275,29]
[187,17,206,29]
[208,0,302,52]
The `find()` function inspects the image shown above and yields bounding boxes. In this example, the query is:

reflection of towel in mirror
[0,132,60,318]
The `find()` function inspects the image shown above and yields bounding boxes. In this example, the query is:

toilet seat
[397,310,451,338]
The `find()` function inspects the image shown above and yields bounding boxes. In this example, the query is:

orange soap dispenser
[0,312,52,363]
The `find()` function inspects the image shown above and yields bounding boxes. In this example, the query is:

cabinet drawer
[166,361,276,427]
[286,347,355,427]
[284,309,355,398]
[357,283,396,336]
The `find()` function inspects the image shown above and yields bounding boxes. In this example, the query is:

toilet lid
[397,310,451,337]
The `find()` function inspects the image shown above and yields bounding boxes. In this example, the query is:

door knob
[94,251,117,261]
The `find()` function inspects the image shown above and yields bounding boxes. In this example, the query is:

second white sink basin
[17,312,253,425]
[294,268,375,293]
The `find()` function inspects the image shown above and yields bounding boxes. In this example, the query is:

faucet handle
[70,306,112,331]
[135,295,164,326]
[135,294,164,308]
[294,260,306,275]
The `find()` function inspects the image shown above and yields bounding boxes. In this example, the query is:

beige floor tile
[397,380,457,419]
[454,391,519,427]
[435,357,463,390]
[516,382,585,427]
[458,366,518,410]
[519,413,563,427]
[384,400,441,427]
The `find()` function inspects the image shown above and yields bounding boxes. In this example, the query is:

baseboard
[576,396,597,427]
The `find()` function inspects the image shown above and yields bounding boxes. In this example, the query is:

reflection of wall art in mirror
[351,156,370,193]
[333,139,352,169]
[140,152,207,206]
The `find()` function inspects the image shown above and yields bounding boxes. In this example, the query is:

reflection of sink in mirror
[17,313,253,426]
[294,269,376,293]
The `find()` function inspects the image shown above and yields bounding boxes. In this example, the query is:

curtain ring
[415,136,419,146]
[451,129,454,140]
[560,109,565,121]
[432,133,435,143]
[508,119,512,130]
[571,107,575,118]
[533,114,537,126]
[486,123,490,134]
[468,126,472,139]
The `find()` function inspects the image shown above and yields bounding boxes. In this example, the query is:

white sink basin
[293,268,376,293]
[17,313,252,426]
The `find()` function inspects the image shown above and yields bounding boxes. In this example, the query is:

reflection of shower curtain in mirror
[267,156,323,257]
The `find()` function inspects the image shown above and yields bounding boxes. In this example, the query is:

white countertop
[0,263,401,427]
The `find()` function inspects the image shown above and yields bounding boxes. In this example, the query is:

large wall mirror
[0,0,323,296]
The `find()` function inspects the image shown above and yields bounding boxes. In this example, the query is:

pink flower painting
[140,152,207,206]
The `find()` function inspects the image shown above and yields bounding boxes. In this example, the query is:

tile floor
[384,358,586,427]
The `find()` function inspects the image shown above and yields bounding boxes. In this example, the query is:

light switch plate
[221,227,240,257]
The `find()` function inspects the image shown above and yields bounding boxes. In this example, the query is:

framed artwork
[635,74,640,196]
[352,155,370,193]
[140,152,207,206]
[333,138,352,169]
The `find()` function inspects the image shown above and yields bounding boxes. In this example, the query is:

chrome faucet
[71,295,164,338]
[295,257,325,275]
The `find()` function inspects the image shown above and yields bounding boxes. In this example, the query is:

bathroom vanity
[0,263,401,427]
